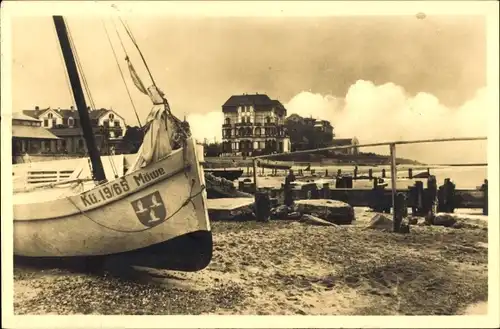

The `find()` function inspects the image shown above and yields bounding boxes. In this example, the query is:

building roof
[12,125,60,140]
[12,112,41,122]
[23,107,115,120]
[271,99,286,110]
[286,114,302,121]
[223,94,274,107]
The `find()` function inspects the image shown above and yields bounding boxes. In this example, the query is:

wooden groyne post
[481,179,488,215]
[389,143,398,232]
[252,158,258,193]
[322,183,330,199]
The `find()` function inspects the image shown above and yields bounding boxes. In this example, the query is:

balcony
[222,123,232,128]
[264,122,279,127]
[222,132,289,139]
[235,122,253,127]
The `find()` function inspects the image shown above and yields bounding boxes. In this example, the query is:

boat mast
[53,16,106,183]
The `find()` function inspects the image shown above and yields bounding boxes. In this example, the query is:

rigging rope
[115,17,191,146]
[102,19,143,129]
[53,23,77,115]
[66,18,118,179]
[118,17,158,88]
[66,22,97,113]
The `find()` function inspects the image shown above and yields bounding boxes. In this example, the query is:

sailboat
[13,16,212,271]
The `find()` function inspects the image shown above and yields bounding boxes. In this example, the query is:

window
[104,120,110,127]
[68,117,74,127]
[52,119,56,127]
[109,113,115,120]
[43,119,48,127]
[78,139,84,149]
[225,118,231,125]
[48,113,53,119]
[114,120,120,127]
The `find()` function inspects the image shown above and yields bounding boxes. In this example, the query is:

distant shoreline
[431,163,488,167]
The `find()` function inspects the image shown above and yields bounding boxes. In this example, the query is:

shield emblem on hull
[131,191,167,227]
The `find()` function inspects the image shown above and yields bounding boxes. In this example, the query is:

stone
[399,223,411,234]
[433,213,458,227]
[408,216,419,225]
[294,199,355,225]
[301,214,338,227]
[270,205,292,219]
[433,212,484,229]
[287,212,302,220]
[366,213,393,231]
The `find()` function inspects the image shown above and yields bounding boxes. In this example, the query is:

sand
[13,207,488,315]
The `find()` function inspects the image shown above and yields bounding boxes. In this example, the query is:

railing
[250,136,488,232]
[25,169,74,185]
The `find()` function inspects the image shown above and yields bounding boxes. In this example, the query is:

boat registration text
[80,167,167,207]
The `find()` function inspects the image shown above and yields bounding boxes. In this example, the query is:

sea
[257,164,488,190]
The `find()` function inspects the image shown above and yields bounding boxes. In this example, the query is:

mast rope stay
[103,19,143,129]
[66,19,118,179]
[116,17,190,141]
[114,16,192,174]
[118,17,158,88]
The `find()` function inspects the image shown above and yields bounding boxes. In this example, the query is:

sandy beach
[14,207,488,315]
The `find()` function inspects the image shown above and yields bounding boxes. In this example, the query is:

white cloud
[185,80,489,163]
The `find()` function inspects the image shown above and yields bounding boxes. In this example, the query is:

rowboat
[204,168,244,181]
[13,16,212,271]
[258,159,292,170]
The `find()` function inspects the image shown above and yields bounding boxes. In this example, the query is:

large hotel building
[221,93,291,157]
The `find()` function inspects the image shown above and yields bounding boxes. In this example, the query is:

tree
[285,115,334,151]
[120,125,144,154]
[204,142,222,157]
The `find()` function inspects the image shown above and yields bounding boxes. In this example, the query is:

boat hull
[14,138,212,270]
[259,160,292,170]
[14,229,212,271]
[204,169,243,181]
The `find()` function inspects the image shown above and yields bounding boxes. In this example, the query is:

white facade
[39,109,63,128]
[97,110,127,139]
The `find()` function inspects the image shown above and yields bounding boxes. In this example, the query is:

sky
[11,14,489,163]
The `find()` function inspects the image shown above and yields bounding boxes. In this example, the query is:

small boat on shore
[13,16,212,271]
[258,159,292,170]
[204,168,243,181]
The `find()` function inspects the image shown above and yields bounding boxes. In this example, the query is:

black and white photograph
[1,1,499,328]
